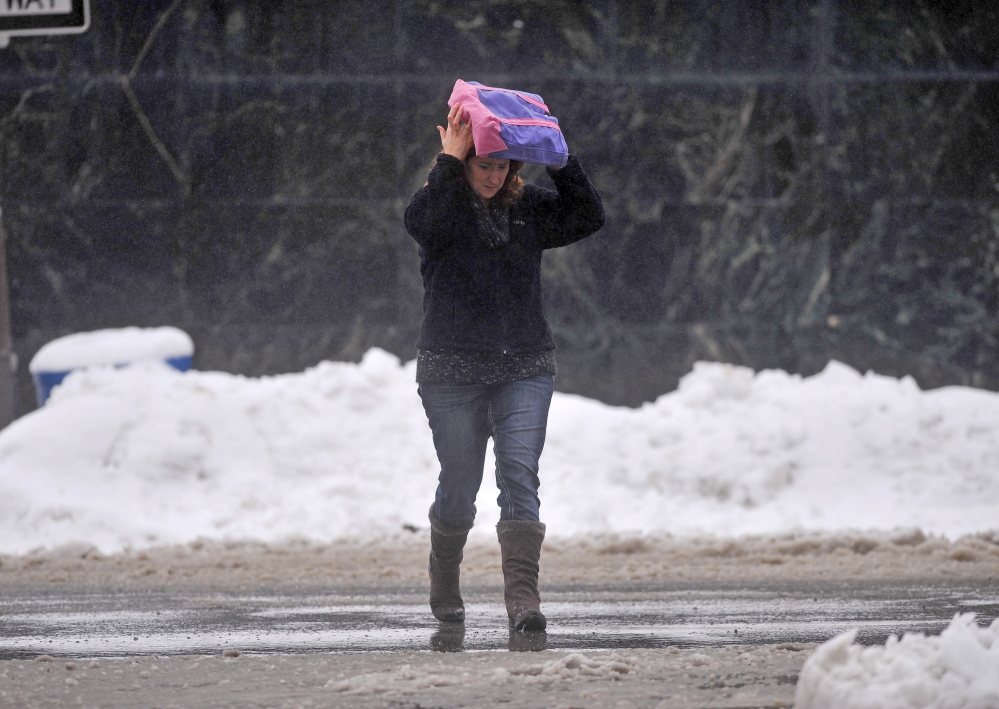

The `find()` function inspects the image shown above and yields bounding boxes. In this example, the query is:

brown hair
[465,143,525,205]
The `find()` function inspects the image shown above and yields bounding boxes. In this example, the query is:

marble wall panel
[103,2,187,75]
[180,0,400,76]
[534,80,823,208]
[541,202,830,333]
[0,78,190,203]
[174,202,408,327]
[0,83,74,203]
[398,0,611,76]
[834,0,999,71]
[83,81,189,200]
[615,0,815,73]
[6,202,185,336]
[829,202,999,363]
[185,82,397,200]
[830,81,999,204]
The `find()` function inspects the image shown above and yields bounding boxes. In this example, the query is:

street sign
[0,0,90,48]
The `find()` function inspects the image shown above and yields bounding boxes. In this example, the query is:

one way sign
[0,0,89,47]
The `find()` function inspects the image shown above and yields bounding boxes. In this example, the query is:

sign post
[0,207,15,428]
[0,0,90,48]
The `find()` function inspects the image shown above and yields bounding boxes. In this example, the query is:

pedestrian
[404,97,605,632]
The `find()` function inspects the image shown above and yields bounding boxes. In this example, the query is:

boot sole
[432,607,465,623]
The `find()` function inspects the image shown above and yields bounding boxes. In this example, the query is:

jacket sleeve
[404,153,468,252]
[534,154,606,249]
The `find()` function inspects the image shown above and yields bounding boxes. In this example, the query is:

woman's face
[465,156,510,203]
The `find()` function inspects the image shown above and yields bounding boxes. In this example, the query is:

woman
[405,100,604,632]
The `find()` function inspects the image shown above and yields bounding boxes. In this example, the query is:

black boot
[428,505,472,623]
[497,519,547,632]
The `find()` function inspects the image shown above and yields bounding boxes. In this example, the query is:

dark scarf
[468,193,510,248]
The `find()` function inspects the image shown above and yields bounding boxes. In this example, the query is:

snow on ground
[795,613,999,709]
[0,347,997,555]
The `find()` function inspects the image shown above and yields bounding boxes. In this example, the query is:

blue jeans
[418,375,554,529]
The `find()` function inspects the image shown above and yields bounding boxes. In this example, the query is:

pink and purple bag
[447,79,569,168]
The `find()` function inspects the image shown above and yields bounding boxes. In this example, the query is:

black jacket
[404,153,605,354]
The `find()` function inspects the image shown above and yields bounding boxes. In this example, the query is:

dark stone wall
[1,0,997,413]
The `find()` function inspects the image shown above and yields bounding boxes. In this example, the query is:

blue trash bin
[29,327,194,406]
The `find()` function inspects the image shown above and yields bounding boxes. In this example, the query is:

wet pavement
[1,580,996,660]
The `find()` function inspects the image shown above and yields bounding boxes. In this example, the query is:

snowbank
[0,348,997,554]
[796,613,999,709]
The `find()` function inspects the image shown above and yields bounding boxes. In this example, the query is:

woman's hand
[437,102,474,160]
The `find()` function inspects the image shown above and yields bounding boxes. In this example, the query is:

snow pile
[29,327,193,373]
[328,663,459,694]
[496,652,639,683]
[795,613,999,709]
[549,358,999,538]
[0,350,436,554]
[327,652,640,694]
[0,348,997,554]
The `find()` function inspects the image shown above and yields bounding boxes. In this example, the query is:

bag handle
[472,85,551,113]
[495,116,562,131]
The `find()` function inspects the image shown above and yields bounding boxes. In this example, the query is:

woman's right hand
[437,102,473,160]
